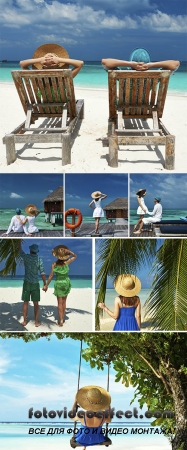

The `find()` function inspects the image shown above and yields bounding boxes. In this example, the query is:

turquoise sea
[0,275,92,289]
[0,209,63,230]
[0,422,170,449]
[0,61,187,95]
[130,209,187,225]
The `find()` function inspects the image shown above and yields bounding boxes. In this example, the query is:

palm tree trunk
[167,368,187,450]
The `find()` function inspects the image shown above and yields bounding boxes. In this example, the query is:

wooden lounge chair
[3,69,84,165]
[106,70,175,170]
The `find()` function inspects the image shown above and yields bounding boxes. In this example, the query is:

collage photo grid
[0,1,187,450]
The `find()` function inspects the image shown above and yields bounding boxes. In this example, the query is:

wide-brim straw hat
[76,386,111,411]
[25,204,40,216]
[91,191,102,199]
[32,43,70,69]
[136,189,146,196]
[114,274,141,297]
[52,245,71,260]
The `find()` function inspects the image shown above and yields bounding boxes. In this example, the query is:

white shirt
[6,215,28,235]
[147,204,162,221]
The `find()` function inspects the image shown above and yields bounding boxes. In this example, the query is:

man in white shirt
[1,208,31,236]
[134,197,162,234]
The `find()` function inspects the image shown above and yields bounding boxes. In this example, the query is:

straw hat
[52,245,71,260]
[25,204,40,216]
[114,274,141,297]
[91,191,102,199]
[32,43,69,69]
[136,189,146,196]
[76,386,111,412]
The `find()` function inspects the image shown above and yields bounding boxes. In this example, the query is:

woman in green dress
[43,245,77,326]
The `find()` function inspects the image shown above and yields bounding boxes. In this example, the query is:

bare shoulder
[114,296,120,304]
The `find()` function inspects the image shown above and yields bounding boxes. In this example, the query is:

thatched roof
[43,186,63,202]
[103,198,128,210]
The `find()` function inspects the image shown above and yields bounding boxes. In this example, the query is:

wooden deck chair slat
[36,77,51,114]
[118,79,124,108]
[124,77,131,116]
[66,76,76,119]
[23,77,38,115]
[142,77,151,116]
[131,78,138,115]
[149,77,158,107]
[157,74,169,117]
[56,77,67,103]
[50,77,62,114]
[136,78,144,115]
[108,73,117,120]
[43,77,56,114]
[12,74,29,115]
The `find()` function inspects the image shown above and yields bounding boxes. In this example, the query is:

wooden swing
[70,340,112,448]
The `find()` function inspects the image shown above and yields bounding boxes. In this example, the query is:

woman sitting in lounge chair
[102,48,180,72]
[20,43,84,78]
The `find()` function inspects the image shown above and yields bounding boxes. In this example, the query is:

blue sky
[65,174,128,216]
[0,174,63,210]
[0,0,186,61]
[0,335,151,422]
[0,238,92,275]
[95,238,164,289]
[130,173,187,210]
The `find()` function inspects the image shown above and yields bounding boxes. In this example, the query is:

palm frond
[145,240,187,330]
[0,239,23,276]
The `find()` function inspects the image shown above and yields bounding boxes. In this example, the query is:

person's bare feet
[58,321,63,327]
[21,321,27,326]
[35,322,41,327]
[133,230,141,234]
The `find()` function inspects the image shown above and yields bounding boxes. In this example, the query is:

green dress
[53,264,71,297]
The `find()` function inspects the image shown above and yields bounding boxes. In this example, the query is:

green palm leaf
[95,239,157,329]
[145,239,187,330]
[0,239,23,276]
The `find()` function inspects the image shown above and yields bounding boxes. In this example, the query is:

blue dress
[75,415,106,446]
[113,306,140,331]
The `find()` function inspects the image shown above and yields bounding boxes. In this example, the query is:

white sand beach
[0,83,187,173]
[0,287,93,332]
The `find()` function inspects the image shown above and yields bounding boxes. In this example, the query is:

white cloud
[10,192,23,198]
[0,1,186,34]
[140,10,187,33]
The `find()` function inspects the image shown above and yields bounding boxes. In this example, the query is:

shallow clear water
[130,209,187,224]
[0,61,186,95]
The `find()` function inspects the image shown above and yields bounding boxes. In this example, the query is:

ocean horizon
[0,61,187,95]
[0,208,63,230]
[0,275,92,289]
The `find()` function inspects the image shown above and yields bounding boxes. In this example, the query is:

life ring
[65,208,82,229]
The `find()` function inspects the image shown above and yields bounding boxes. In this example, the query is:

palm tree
[0,239,23,276]
[95,239,157,329]
[145,239,187,330]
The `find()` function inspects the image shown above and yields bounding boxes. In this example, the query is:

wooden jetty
[65,222,128,237]
[130,225,156,237]
[0,230,64,237]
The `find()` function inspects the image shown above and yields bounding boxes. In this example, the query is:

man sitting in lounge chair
[20,43,84,78]
[102,47,180,72]
[134,196,162,234]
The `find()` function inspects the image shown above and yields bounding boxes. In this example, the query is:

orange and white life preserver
[65,208,83,229]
